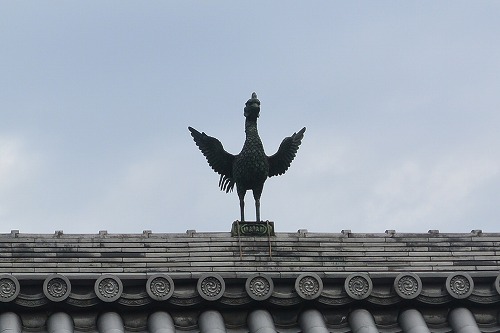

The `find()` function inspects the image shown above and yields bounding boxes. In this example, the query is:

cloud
[364,153,500,232]
[0,136,43,188]
[58,144,205,233]
[0,136,43,219]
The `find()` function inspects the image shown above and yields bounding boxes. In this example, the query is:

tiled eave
[1,230,500,309]
[1,274,500,333]
[1,229,499,274]
[1,230,500,332]
[3,271,500,309]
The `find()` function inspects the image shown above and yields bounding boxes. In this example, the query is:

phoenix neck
[245,118,259,136]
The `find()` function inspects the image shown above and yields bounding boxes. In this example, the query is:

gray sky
[1,2,499,234]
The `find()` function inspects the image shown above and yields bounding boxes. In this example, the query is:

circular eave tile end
[0,275,20,302]
[95,275,123,302]
[295,273,323,300]
[146,274,175,301]
[394,273,422,300]
[44,274,71,302]
[345,273,373,300]
[446,273,474,299]
[197,274,225,301]
[246,274,274,301]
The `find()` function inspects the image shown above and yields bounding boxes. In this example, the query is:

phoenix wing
[188,126,235,192]
[268,127,306,177]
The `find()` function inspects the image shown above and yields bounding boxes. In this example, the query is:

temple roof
[2,229,498,275]
[1,229,499,333]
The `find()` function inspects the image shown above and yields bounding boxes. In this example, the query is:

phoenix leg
[237,187,246,222]
[253,186,263,222]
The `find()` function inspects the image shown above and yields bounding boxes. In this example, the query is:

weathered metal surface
[189,93,305,222]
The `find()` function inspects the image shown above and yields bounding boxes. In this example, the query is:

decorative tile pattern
[394,273,422,299]
[446,273,473,299]
[295,273,323,300]
[197,274,225,301]
[95,275,123,302]
[146,274,174,301]
[345,273,372,300]
[0,275,20,302]
[43,274,71,302]
[246,274,274,301]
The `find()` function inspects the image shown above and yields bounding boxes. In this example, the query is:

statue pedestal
[231,221,275,237]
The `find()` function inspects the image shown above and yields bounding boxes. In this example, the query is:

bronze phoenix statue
[188,92,305,222]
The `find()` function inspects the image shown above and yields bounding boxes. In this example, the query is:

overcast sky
[1,2,499,234]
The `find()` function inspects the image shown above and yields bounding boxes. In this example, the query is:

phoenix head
[244,92,261,120]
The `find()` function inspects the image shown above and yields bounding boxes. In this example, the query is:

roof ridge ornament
[471,229,483,236]
[188,92,306,223]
